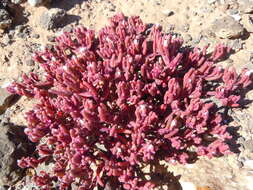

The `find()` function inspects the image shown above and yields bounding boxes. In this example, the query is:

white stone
[244,160,253,169]
[231,14,241,21]
[28,0,43,6]
[208,0,217,4]
[180,181,197,190]
[162,9,174,16]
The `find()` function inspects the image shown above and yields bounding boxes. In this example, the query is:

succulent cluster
[7,13,253,190]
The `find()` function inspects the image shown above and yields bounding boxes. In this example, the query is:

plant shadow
[148,161,182,190]
[99,160,183,190]
[57,14,81,28]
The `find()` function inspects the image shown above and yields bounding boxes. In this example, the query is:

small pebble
[0,9,12,30]
[15,25,25,33]
[238,137,246,144]
[47,35,56,42]
[32,34,40,39]
[180,181,197,190]
[227,9,239,15]
[167,24,175,32]
[62,26,73,33]
[231,14,241,21]
[28,0,44,6]
[11,0,24,4]
[25,59,35,66]
[16,32,27,39]
[244,160,253,169]
[45,44,54,50]
[230,39,243,51]
[184,34,192,43]
[249,52,253,63]
[162,9,174,16]
[238,156,246,163]
[244,140,253,152]
[23,10,31,17]
[207,0,217,4]
[2,35,11,45]
[193,34,202,44]
[178,24,190,32]
[236,161,244,168]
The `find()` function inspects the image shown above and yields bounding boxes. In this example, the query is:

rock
[184,34,192,43]
[236,161,244,168]
[28,0,42,6]
[239,1,253,13]
[249,52,253,63]
[15,25,25,33]
[200,6,214,14]
[242,14,253,33]
[47,35,56,42]
[0,0,8,8]
[167,24,175,32]
[16,32,27,39]
[227,9,239,15]
[0,88,19,115]
[37,8,66,30]
[231,14,241,21]
[162,9,174,16]
[207,0,217,4]
[16,26,32,39]
[244,160,253,169]
[32,33,40,39]
[180,181,197,190]
[28,0,50,6]
[229,39,244,51]
[62,26,73,33]
[0,121,35,186]
[192,34,202,44]
[211,16,245,39]
[11,0,24,4]
[25,58,35,66]
[178,24,190,32]
[23,10,31,18]
[2,35,11,46]
[0,9,12,30]
[244,140,253,152]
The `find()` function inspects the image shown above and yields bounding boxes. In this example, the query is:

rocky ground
[1,0,253,190]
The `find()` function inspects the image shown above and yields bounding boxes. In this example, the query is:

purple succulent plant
[7,13,253,190]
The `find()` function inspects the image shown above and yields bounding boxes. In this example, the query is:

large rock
[0,9,12,30]
[210,16,245,39]
[0,121,35,186]
[37,8,66,30]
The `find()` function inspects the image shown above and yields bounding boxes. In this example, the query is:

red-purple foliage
[7,13,253,190]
